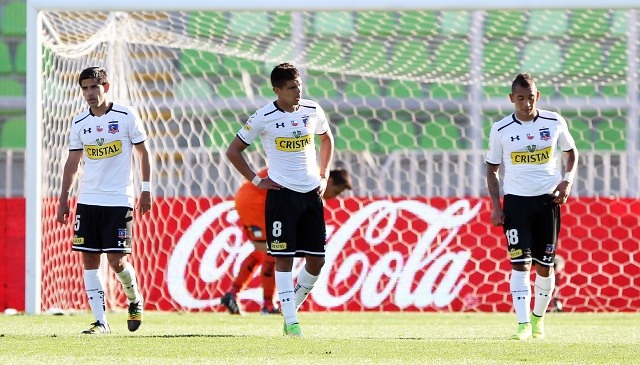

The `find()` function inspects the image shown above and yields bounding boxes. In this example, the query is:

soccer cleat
[260,306,281,315]
[127,300,143,332]
[82,321,110,334]
[283,322,302,337]
[220,292,242,315]
[511,323,532,341]
[531,315,545,339]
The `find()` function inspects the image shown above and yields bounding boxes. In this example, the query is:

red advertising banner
[4,197,640,312]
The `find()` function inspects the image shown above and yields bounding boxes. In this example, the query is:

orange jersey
[234,168,269,242]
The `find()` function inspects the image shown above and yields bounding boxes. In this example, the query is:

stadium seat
[440,10,471,35]
[271,11,292,36]
[390,40,430,77]
[1,1,27,36]
[0,117,26,148]
[229,12,270,36]
[605,40,627,77]
[346,40,388,74]
[334,118,374,152]
[206,120,241,149]
[213,78,247,98]
[186,11,227,38]
[313,11,354,36]
[521,41,562,74]
[483,41,519,76]
[599,84,627,97]
[563,41,604,76]
[568,119,593,150]
[263,40,293,73]
[482,85,509,99]
[419,120,461,150]
[594,120,626,151]
[396,11,438,36]
[527,10,569,37]
[386,80,424,98]
[560,85,598,98]
[0,77,24,96]
[567,10,610,37]
[306,39,346,71]
[432,39,470,74]
[14,40,26,74]
[179,49,222,76]
[174,77,214,100]
[0,41,12,74]
[377,119,419,152]
[610,10,628,37]
[484,10,527,37]
[344,78,382,98]
[428,83,466,99]
[355,11,395,36]
[304,77,339,98]
[221,41,263,76]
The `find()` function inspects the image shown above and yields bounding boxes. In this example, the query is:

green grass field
[1,311,638,364]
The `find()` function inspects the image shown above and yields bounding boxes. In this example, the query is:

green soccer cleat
[511,322,532,341]
[82,321,110,335]
[127,300,143,332]
[283,322,303,337]
[531,314,545,339]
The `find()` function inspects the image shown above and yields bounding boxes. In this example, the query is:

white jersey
[237,99,329,193]
[486,109,576,196]
[69,102,147,207]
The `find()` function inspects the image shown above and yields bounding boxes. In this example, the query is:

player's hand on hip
[260,177,282,190]
[137,191,152,214]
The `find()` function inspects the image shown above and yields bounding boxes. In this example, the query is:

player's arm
[552,148,578,204]
[486,163,504,226]
[134,142,152,214]
[317,128,334,197]
[56,150,83,224]
[226,136,280,190]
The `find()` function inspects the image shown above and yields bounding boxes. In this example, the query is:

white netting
[38,9,640,312]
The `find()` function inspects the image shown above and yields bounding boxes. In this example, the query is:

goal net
[36,7,640,313]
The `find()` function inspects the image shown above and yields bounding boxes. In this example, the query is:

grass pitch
[0,311,638,364]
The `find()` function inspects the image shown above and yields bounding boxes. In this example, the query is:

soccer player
[226,63,334,337]
[56,67,151,334]
[221,168,352,315]
[486,73,578,340]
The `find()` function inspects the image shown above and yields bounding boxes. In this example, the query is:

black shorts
[502,194,560,267]
[265,187,326,257]
[72,204,133,254]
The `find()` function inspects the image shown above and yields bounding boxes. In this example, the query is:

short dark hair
[79,66,108,86]
[329,169,352,190]
[511,73,535,93]
[270,62,299,88]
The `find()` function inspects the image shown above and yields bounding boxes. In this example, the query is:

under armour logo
[510,135,520,141]
[275,122,285,128]
[83,128,92,134]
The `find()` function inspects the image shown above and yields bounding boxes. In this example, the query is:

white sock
[115,263,142,304]
[532,274,555,317]
[275,271,297,325]
[84,269,107,324]
[294,267,319,310]
[510,269,531,323]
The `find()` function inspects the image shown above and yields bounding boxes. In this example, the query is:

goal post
[25,1,640,314]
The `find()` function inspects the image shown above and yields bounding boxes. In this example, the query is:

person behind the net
[226,62,334,337]
[486,73,578,341]
[221,168,352,315]
[56,66,151,335]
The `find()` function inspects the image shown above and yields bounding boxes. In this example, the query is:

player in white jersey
[56,67,151,334]
[226,63,334,337]
[486,73,578,341]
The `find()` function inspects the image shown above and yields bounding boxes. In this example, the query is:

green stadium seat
[0,42,12,74]
[386,80,424,98]
[14,40,26,74]
[484,11,527,37]
[179,49,222,76]
[521,41,562,74]
[527,10,569,37]
[600,84,627,97]
[229,12,270,36]
[568,10,611,37]
[432,39,469,74]
[605,40,627,77]
[483,41,519,76]
[334,118,374,152]
[594,120,626,151]
[174,77,214,100]
[568,119,593,150]
[1,1,27,36]
[377,119,418,152]
[610,10,628,37]
[346,40,388,74]
[313,11,354,36]
[304,77,338,98]
[563,41,604,76]
[419,120,461,150]
[355,11,395,36]
[482,85,509,99]
[206,120,241,149]
[272,12,292,36]
[440,11,471,35]
[213,78,247,98]
[0,117,26,148]
[186,12,227,38]
[221,41,263,76]
[306,39,346,71]
[428,83,466,99]
[0,77,24,96]
[344,78,381,98]
[396,11,438,36]
[263,40,293,73]
[560,85,598,97]
[390,40,430,77]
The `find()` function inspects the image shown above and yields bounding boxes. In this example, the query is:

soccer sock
[294,267,319,310]
[532,273,555,317]
[115,263,142,304]
[275,270,297,325]
[84,269,107,324]
[510,269,531,324]
[261,255,276,307]
[231,250,266,295]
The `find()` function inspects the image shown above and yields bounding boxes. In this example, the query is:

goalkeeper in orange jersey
[221,167,352,315]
